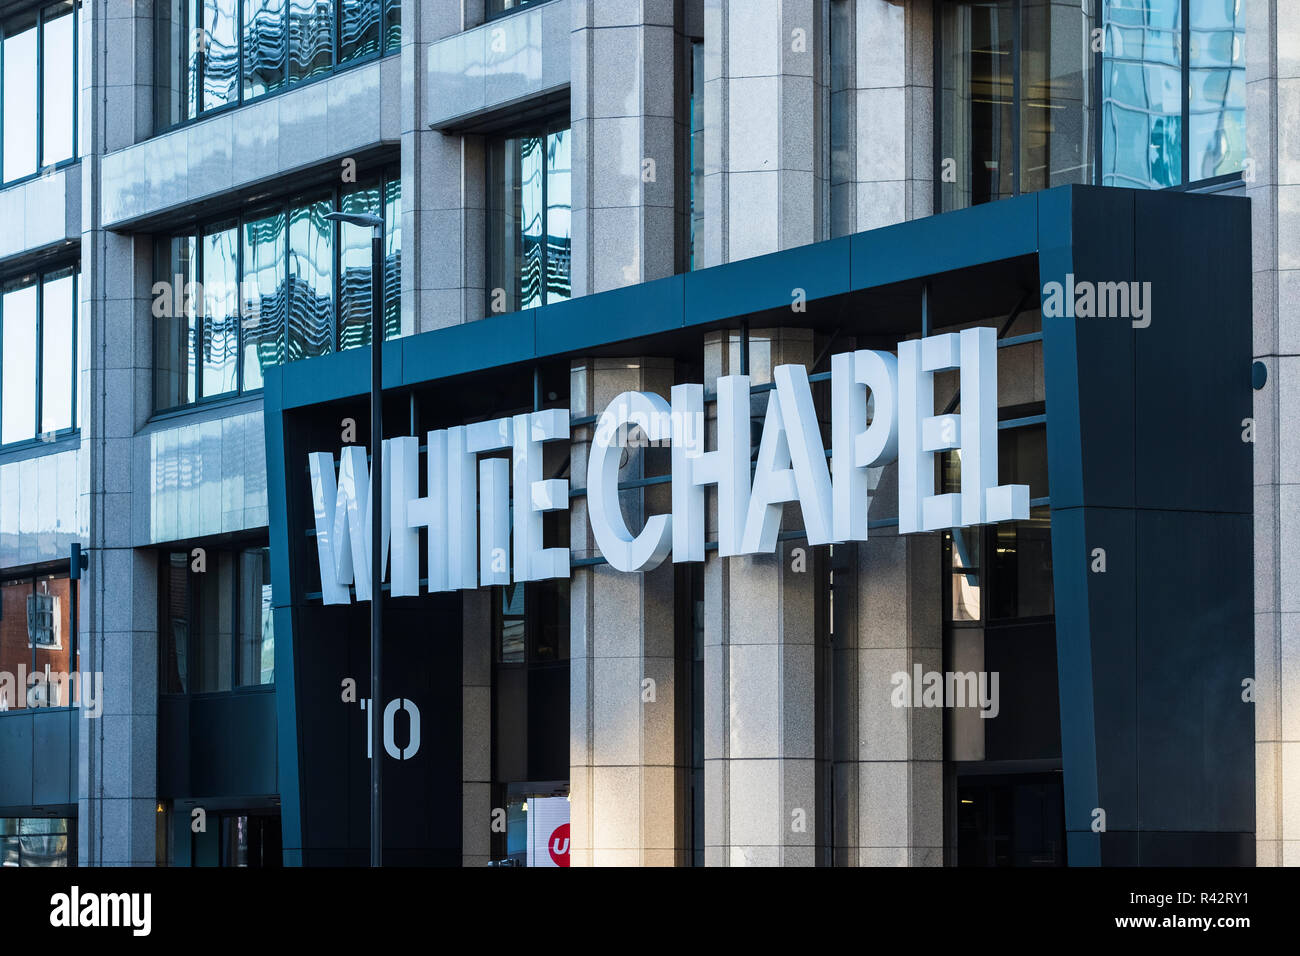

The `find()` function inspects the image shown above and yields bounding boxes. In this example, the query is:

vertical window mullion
[1011,0,1021,197]
[34,273,43,438]
[1181,0,1190,186]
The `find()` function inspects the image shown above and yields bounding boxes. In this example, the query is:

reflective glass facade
[159,545,274,695]
[939,0,1244,209]
[0,266,79,446]
[152,171,400,411]
[0,818,74,866]
[0,573,74,710]
[1,1,79,184]
[154,0,399,132]
[486,126,572,313]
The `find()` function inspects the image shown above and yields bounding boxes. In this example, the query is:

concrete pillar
[569,357,685,865]
[832,463,943,865]
[829,0,933,236]
[702,328,822,866]
[462,590,492,866]
[78,0,158,865]
[406,0,487,331]
[1247,0,1300,868]
[570,0,680,294]
[701,0,824,265]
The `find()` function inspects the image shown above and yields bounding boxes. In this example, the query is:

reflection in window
[0,574,74,710]
[487,126,572,314]
[1,268,79,445]
[1188,0,1245,180]
[289,0,334,82]
[288,199,335,361]
[159,546,275,695]
[41,3,75,168]
[153,172,401,410]
[0,818,74,867]
[201,225,240,398]
[202,0,240,112]
[1102,0,1183,187]
[243,0,287,99]
[155,0,397,132]
[242,210,288,389]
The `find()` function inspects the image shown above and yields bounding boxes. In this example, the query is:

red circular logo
[548,823,570,867]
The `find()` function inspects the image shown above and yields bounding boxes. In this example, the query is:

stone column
[1247,0,1300,868]
[829,0,933,236]
[78,0,158,865]
[406,0,487,331]
[700,0,824,266]
[569,358,685,865]
[570,0,680,294]
[702,328,822,866]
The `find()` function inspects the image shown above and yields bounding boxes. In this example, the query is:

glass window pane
[41,3,76,167]
[1102,0,1183,188]
[32,575,72,699]
[544,129,571,305]
[243,0,287,99]
[340,0,381,64]
[1020,0,1093,193]
[383,175,401,339]
[989,510,1054,620]
[287,199,334,361]
[160,552,190,695]
[237,547,274,686]
[288,0,334,83]
[383,0,400,53]
[690,40,706,261]
[486,137,521,315]
[241,210,287,390]
[194,550,233,693]
[154,235,198,409]
[0,580,33,708]
[1188,0,1246,180]
[2,281,37,444]
[156,0,200,129]
[338,182,380,350]
[940,0,1015,211]
[201,225,239,398]
[40,271,74,434]
[519,136,544,309]
[3,14,39,182]
[201,0,239,111]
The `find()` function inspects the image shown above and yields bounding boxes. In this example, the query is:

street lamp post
[325,209,385,867]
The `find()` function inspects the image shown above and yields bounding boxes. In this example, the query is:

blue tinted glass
[1,281,37,444]
[340,0,381,64]
[289,0,334,82]
[287,199,334,361]
[42,4,76,167]
[202,0,239,111]
[201,226,240,397]
[519,136,544,310]
[241,210,287,389]
[545,130,571,304]
[1102,0,1183,188]
[383,0,400,52]
[40,271,75,434]
[242,0,287,98]
[154,236,198,410]
[1188,0,1245,179]
[338,182,380,351]
[384,176,402,339]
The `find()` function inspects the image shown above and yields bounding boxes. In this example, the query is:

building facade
[0,0,1285,867]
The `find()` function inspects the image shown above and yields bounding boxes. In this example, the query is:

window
[486,0,553,17]
[1,266,79,445]
[689,39,704,269]
[1102,0,1245,188]
[153,171,401,411]
[486,126,571,313]
[159,545,274,695]
[0,818,75,866]
[155,0,399,132]
[1,2,78,185]
[0,574,74,711]
[937,0,1245,210]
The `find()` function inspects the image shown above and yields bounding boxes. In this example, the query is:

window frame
[932,0,1245,213]
[155,0,400,136]
[0,263,80,449]
[157,542,275,698]
[151,166,401,415]
[0,0,81,189]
